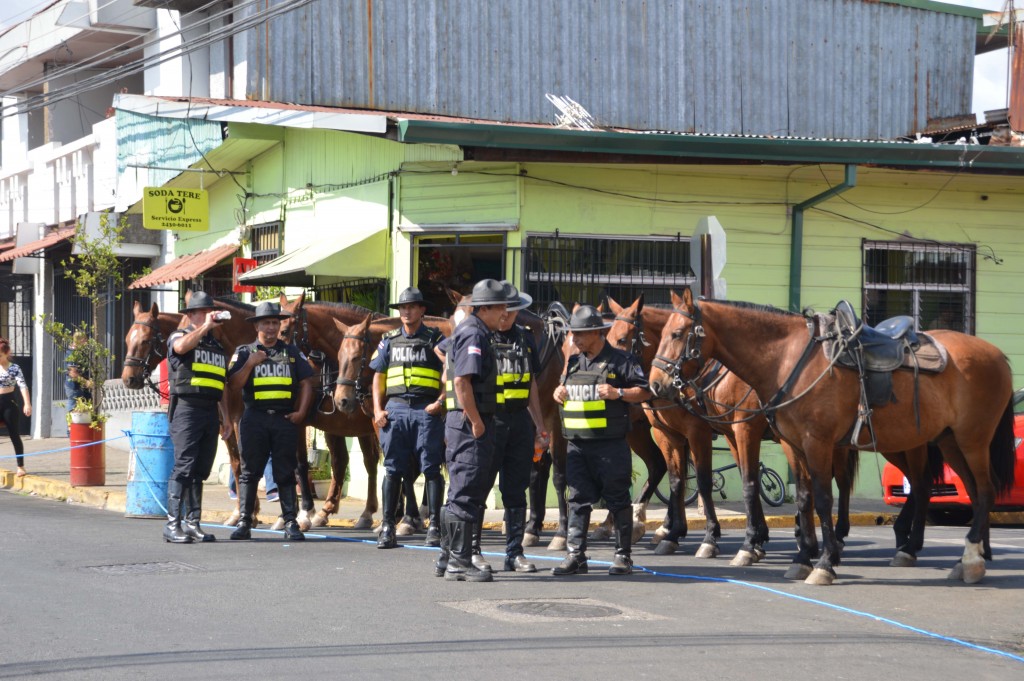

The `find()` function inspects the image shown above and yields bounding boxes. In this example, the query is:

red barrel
[69,422,105,486]
[158,358,170,407]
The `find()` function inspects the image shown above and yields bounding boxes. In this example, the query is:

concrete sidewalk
[1,434,904,533]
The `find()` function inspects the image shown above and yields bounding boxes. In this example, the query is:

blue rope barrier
[0,434,129,460]
[123,429,169,515]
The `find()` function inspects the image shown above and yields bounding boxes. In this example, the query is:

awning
[0,227,76,263]
[128,243,239,289]
[238,226,387,286]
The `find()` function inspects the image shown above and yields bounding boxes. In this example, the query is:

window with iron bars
[522,233,694,310]
[862,239,975,334]
[309,278,388,313]
[251,221,283,264]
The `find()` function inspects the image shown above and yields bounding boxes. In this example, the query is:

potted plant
[40,211,126,486]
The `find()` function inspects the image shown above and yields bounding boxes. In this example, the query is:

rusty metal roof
[127,243,238,289]
[0,226,75,263]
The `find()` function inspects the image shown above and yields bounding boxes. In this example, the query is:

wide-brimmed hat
[467,279,508,306]
[183,291,216,311]
[245,301,292,323]
[568,304,612,332]
[388,286,428,309]
[501,281,532,312]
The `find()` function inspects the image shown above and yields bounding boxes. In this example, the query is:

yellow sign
[143,187,209,231]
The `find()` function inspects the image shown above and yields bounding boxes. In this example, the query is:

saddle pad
[821,325,948,374]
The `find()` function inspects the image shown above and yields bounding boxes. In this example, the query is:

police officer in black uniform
[552,304,652,576]
[227,301,315,541]
[484,282,550,572]
[434,279,507,582]
[370,287,446,550]
[163,291,230,544]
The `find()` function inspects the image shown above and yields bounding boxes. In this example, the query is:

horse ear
[670,290,683,307]
[682,287,694,306]
[279,292,289,306]
[133,300,142,315]
[184,290,192,306]
[149,301,159,317]
[571,303,580,313]
[333,318,348,334]
[636,291,645,313]
[296,290,306,307]
[445,287,464,307]
[606,296,622,315]
[360,312,373,328]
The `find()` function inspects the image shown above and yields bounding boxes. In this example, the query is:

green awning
[239,226,387,286]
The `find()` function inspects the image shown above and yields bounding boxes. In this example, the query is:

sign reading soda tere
[143,187,209,231]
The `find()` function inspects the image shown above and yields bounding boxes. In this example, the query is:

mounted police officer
[227,301,315,541]
[163,291,230,544]
[552,304,652,576]
[481,282,550,573]
[370,286,446,550]
[434,279,507,582]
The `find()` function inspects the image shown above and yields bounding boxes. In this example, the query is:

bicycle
[655,455,787,508]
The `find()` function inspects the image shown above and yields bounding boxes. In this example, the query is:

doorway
[413,234,504,317]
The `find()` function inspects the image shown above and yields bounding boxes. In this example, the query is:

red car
[882,388,1024,524]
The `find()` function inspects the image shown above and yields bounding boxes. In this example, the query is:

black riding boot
[609,506,634,575]
[424,476,444,547]
[503,507,536,573]
[552,506,590,575]
[434,507,450,577]
[230,480,257,540]
[183,481,215,542]
[378,473,401,549]
[445,515,493,583]
[471,507,492,573]
[163,479,193,544]
[527,455,550,540]
[278,482,305,541]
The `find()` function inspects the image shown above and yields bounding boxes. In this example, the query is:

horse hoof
[270,517,285,531]
[654,540,678,556]
[298,518,312,532]
[652,526,671,543]
[784,564,813,580]
[631,524,646,545]
[352,515,373,530]
[396,522,416,537]
[590,527,611,541]
[547,536,567,552]
[753,547,766,562]
[311,512,329,528]
[890,551,917,568]
[804,568,836,586]
[225,510,241,527]
[695,543,719,559]
[961,560,985,584]
[730,550,756,567]
[523,533,540,547]
[948,561,964,581]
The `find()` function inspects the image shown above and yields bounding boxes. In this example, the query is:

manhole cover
[80,561,204,576]
[498,601,622,618]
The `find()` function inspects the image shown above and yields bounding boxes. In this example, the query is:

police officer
[552,304,652,576]
[434,279,507,582]
[483,282,550,572]
[227,301,315,541]
[163,291,230,544]
[370,287,446,550]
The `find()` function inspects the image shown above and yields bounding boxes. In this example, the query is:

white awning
[238,226,387,286]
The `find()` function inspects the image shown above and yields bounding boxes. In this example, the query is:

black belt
[245,407,291,415]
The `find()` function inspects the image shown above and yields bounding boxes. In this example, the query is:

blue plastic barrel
[125,411,174,518]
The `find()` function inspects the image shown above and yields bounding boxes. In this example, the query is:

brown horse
[608,294,861,566]
[649,288,1016,585]
[279,294,407,530]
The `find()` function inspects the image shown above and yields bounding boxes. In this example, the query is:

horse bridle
[335,328,373,405]
[613,312,650,359]
[124,319,167,396]
[651,300,706,388]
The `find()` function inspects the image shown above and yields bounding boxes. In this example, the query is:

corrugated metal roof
[248,0,979,140]
[127,243,238,289]
[0,226,75,263]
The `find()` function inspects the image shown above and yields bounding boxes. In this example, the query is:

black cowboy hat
[245,301,292,323]
[183,291,216,311]
[467,279,508,306]
[501,281,532,312]
[388,286,428,309]
[568,304,612,331]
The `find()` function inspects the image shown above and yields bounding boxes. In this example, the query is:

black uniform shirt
[447,313,494,380]
[227,340,315,382]
[566,340,649,391]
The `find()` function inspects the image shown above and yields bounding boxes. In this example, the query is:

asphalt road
[1,490,1022,680]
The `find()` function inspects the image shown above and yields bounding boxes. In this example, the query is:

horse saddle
[819,301,949,407]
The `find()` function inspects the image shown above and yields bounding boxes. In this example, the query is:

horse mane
[307,300,387,320]
[214,296,255,312]
[709,298,801,319]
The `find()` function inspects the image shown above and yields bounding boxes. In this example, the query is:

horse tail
[989,399,1016,497]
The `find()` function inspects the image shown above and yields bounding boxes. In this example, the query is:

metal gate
[0,271,33,433]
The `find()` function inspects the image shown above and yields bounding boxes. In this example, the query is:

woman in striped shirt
[0,337,32,477]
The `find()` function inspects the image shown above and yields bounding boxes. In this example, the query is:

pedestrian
[552,304,652,576]
[163,292,231,544]
[370,286,446,549]
[0,337,32,478]
[483,282,550,573]
[64,331,92,408]
[227,301,315,541]
[434,278,507,582]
